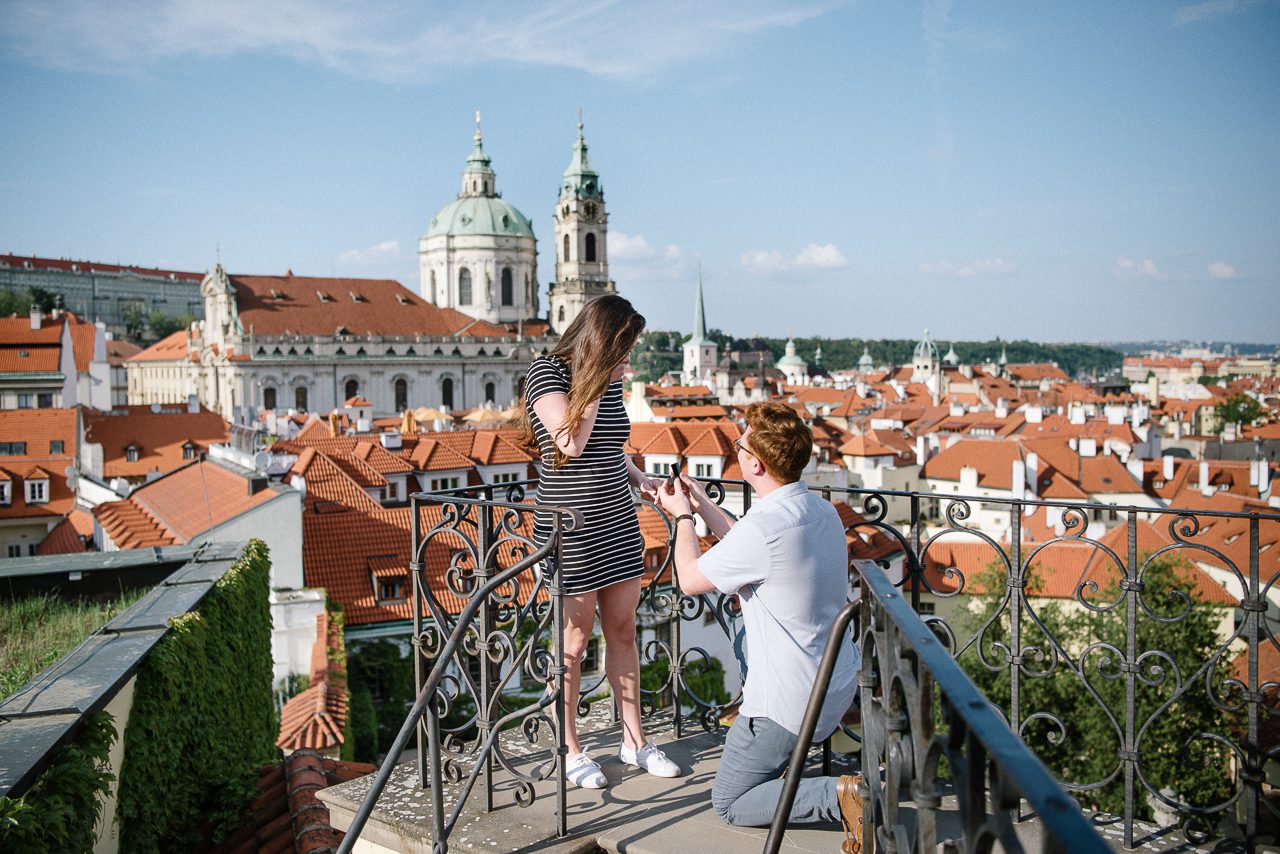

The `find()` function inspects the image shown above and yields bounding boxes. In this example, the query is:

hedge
[114,540,277,852]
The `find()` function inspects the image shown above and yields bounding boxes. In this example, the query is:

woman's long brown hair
[518,295,646,468]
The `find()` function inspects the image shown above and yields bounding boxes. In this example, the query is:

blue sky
[1,0,1277,343]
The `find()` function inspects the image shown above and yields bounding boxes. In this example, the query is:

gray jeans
[711,715,840,827]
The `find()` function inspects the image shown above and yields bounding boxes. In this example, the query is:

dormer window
[316,290,335,302]
[397,294,412,305]
[349,291,368,303]
[25,478,48,504]
[126,444,140,462]
[50,440,64,454]
[182,442,196,460]
[0,480,9,505]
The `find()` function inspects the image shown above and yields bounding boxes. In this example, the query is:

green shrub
[640,655,730,709]
[0,711,117,853]
[115,540,277,852]
[349,683,378,763]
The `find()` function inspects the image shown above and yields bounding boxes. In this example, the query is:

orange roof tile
[36,512,91,555]
[277,611,348,752]
[128,329,196,362]
[130,459,279,541]
[83,405,228,479]
[0,347,61,373]
[230,274,514,339]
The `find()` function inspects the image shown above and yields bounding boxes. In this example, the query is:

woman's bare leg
[597,579,645,750]
[560,591,598,756]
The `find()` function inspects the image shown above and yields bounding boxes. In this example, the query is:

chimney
[29,306,41,330]
[1026,452,1039,498]
[1012,459,1027,501]
[995,398,1008,419]
[1079,437,1097,458]
[1261,462,1272,498]
[1069,405,1086,425]
[187,393,199,414]
[1127,456,1144,484]
[1025,406,1043,424]
[915,434,928,466]
[1200,460,1213,497]
[960,465,979,494]
[1250,459,1259,487]
[1163,454,1174,481]
[1148,375,1160,407]
[247,473,269,496]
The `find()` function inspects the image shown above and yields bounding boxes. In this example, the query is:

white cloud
[1174,0,1266,25]
[1208,260,1240,279]
[0,0,834,82]
[1113,257,1164,279]
[920,256,1017,277]
[793,243,849,269]
[337,239,401,265]
[740,248,788,274]
[609,231,657,260]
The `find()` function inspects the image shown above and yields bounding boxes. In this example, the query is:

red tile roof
[95,459,279,546]
[129,329,197,362]
[277,611,348,752]
[212,751,375,854]
[0,409,77,521]
[0,253,203,282]
[36,509,92,555]
[230,274,513,339]
[82,405,228,479]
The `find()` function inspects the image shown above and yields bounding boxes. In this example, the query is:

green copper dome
[426,196,535,239]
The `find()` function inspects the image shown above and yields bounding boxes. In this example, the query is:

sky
[1,0,1277,344]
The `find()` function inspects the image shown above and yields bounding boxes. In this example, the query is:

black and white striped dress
[526,355,645,595]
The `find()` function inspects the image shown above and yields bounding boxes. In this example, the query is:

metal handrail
[765,561,1112,853]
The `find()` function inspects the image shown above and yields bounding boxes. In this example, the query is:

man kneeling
[656,402,863,852]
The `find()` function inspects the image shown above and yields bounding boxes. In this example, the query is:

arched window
[263,387,277,410]
[563,234,570,262]
[441,377,454,409]
[484,381,496,404]
[585,233,597,262]
[429,270,437,303]
[458,268,472,305]
[295,386,308,412]
[345,379,359,401]
[558,306,566,324]
[500,268,513,306]
[394,378,408,411]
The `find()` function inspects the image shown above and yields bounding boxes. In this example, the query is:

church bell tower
[549,118,615,334]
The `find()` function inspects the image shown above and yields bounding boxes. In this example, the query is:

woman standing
[522,295,682,788]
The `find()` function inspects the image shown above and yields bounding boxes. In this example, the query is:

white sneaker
[619,742,682,778]
[565,751,608,789]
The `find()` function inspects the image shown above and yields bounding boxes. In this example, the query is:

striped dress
[526,355,645,595]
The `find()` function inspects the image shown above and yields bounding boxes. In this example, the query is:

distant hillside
[631,331,1124,381]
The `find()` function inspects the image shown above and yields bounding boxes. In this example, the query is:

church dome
[913,329,939,364]
[776,338,807,367]
[425,195,535,239]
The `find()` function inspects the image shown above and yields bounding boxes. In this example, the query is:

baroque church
[128,119,618,421]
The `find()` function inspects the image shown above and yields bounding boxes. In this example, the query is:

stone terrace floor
[319,705,1221,854]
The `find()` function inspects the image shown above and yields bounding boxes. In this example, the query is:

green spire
[561,113,602,200]
[686,267,708,346]
[464,110,494,181]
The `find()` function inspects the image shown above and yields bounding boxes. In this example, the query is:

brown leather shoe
[836,774,863,854]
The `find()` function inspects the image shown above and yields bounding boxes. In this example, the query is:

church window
[394,378,408,411]
[429,270,437,303]
[459,268,472,305]
[263,387,277,410]
[563,234,570,262]
[345,379,359,400]
[557,306,565,324]
[501,268,513,305]
[484,382,496,404]
[441,378,454,409]
[585,233,597,262]
[295,386,308,412]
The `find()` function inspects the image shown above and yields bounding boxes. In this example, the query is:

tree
[960,555,1236,822]
[1213,394,1263,434]
[120,304,147,341]
[148,312,196,341]
[0,288,32,317]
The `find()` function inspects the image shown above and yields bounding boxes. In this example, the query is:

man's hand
[656,477,693,517]
[679,472,712,512]
[635,473,664,500]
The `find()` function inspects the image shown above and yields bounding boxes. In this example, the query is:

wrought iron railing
[335,489,581,854]
[336,476,1280,853]
[767,560,1111,853]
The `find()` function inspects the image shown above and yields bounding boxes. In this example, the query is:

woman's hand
[635,473,664,500]
[679,472,711,512]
